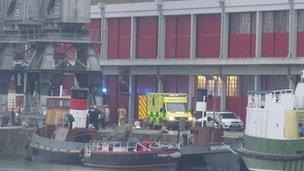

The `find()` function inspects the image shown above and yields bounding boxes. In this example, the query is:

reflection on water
[0,160,177,171]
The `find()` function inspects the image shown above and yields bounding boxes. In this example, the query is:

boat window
[46,98,70,108]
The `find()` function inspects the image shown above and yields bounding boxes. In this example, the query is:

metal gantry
[0,0,101,114]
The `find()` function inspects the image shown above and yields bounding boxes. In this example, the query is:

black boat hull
[27,134,88,165]
[82,151,179,169]
[29,146,82,165]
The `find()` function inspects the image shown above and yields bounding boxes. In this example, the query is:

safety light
[102,88,108,94]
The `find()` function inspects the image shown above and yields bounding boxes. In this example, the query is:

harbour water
[0,160,177,171]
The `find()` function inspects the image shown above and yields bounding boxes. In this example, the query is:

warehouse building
[88,0,304,123]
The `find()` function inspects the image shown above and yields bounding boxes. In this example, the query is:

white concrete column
[157,75,164,93]
[188,75,196,110]
[254,75,261,91]
[219,1,229,58]
[289,0,297,58]
[128,75,136,123]
[190,14,197,59]
[156,0,165,59]
[100,3,108,60]
[130,17,137,60]
[220,75,227,111]
[288,75,296,90]
[255,11,262,58]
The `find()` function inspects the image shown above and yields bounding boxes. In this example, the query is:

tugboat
[239,71,304,171]
[27,88,96,164]
[81,140,181,169]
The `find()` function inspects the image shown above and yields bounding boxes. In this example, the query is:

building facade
[89,0,304,123]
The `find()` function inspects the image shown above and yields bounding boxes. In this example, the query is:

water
[0,160,177,171]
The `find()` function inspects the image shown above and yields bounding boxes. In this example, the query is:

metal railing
[0,28,101,44]
[87,140,181,153]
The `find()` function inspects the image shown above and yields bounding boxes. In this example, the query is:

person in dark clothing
[97,107,106,130]
[86,114,90,128]
[10,109,16,126]
[15,113,22,126]
[67,113,75,129]
[89,106,99,130]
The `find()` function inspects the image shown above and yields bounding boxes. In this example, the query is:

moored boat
[28,130,89,165]
[239,71,304,171]
[26,88,97,165]
[81,140,181,169]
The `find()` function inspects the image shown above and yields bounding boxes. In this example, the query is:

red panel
[87,19,101,42]
[70,99,87,110]
[62,75,75,95]
[261,11,289,58]
[165,16,177,58]
[107,76,118,123]
[261,33,275,57]
[228,34,255,58]
[136,75,157,95]
[227,96,248,122]
[118,18,131,59]
[206,97,220,111]
[176,16,190,58]
[297,32,304,56]
[274,32,289,57]
[196,14,221,58]
[108,18,119,59]
[136,17,158,59]
[107,76,129,124]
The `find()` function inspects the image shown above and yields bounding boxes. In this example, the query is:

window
[263,11,289,33]
[298,10,304,32]
[227,76,238,96]
[197,75,206,89]
[230,12,256,34]
[197,75,221,96]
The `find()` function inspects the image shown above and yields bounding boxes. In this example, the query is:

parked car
[214,111,244,131]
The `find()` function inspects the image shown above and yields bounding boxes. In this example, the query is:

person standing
[98,106,106,129]
[117,105,127,127]
[10,109,16,126]
[67,113,75,129]
[92,106,99,130]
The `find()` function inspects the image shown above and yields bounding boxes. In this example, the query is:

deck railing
[87,141,180,153]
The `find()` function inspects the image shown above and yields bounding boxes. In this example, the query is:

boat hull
[29,146,82,165]
[27,134,87,165]
[82,151,179,169]
[239,135,304,171]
